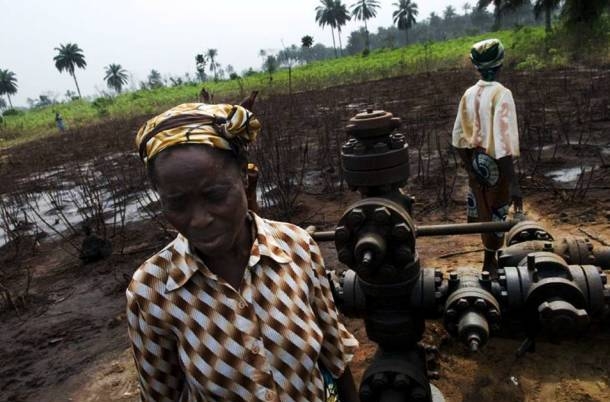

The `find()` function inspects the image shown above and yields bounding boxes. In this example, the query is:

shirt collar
[477,79,498,87]
[165,212,291,292]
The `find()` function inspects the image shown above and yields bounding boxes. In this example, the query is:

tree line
[1,0,608,111]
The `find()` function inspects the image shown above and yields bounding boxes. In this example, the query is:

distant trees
[476,0,510,30]
[147,69,163,89]
[334,1,351,55]
[533,0,561,32]
[0,97,6,111]
[301,35,314,63]
[27,93,57,108]
[350,0,381,53]
[0,69,18,108]
[443,5,457,20]
[195,54,207,81]
[104,64,128,93]
[206,49,219,81]
[53,43,87,98]
[316,0,339,56]
[561,0,610,28]
[315,1,351,56]
[392,0,419,44]
[301,35,314,48]
[263,55,278,83]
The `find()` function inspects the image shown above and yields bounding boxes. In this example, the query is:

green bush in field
[2,108,22,117]
[92,96,114,117]
[3,23,609,147]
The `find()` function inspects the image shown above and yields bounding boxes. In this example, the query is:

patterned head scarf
[470,39,505,70]
[135,103,261,164]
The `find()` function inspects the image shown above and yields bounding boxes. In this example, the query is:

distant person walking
[452,38,523,275]
[54,111,65,132]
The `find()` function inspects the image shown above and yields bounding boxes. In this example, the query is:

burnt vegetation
[0,68,609,311]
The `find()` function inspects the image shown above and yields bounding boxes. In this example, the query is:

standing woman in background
[128,101,359,401]
[452,39,523,276]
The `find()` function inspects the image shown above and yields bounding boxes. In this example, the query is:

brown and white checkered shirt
[127,213,358,402]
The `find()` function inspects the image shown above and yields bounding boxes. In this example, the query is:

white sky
[1,0,468,106]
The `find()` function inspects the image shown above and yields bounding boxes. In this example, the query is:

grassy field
[0,25,595,147]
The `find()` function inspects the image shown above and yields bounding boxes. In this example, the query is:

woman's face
[152,146,249,256]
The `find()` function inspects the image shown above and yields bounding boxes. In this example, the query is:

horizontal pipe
[311,221,517,242]
[416,221,517,237]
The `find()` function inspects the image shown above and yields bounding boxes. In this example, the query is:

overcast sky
[1,0,469,106]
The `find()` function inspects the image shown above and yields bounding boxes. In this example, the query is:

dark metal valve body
[327,110,610,402]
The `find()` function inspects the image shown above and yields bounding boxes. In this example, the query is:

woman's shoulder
[256,215,314,244]
[253,214,318,263]
[129,236,182,288]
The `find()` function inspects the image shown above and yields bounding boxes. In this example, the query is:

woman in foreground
[127,101,359,402]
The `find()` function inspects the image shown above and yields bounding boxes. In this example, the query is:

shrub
[2,108,22,116]
[92,96,114,117]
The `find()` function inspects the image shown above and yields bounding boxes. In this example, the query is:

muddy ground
[0,68,609,402]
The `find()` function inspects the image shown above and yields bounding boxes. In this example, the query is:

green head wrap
[470,39,504,70]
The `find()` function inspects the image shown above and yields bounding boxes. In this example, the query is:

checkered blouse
[126,214,358,402]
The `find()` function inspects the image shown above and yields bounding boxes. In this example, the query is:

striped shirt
[126,213,358,402]
[452,80,520,159]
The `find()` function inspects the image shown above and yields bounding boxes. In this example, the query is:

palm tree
[316,0,339,57]
[561,0,609,28]
[263,55,278,83]
[333,1,351,55]
[301,35,314,48]
[206,49,218,81]
[54,43,86,98]
[104,64,128,94]
[350,0,381,53]
[532,0,561,32]
[392,0,418,45]
[0,69,18,108]
[443,5,457,20]
[195,54,207,81]
[477,0,508,30]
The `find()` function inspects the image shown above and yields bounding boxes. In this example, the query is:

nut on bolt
[392,222,411,240]
[393,374,410,389]
[341,142,354,154]
[374,207,391,224]
[390,133,406,149]
[456,298,469,310]
[371,373,389,389]
[335,226,350,242]
[346,208,365,227]
[474,298,487,310]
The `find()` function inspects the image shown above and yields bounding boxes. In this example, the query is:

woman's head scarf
[135,103,261,164]
[470,38,504,70]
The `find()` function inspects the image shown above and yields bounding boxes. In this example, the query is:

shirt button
[238,300,247,309]
[265,390,275,401]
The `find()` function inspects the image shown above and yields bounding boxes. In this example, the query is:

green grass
[1,25,605,148]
